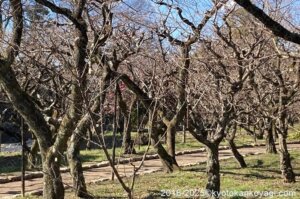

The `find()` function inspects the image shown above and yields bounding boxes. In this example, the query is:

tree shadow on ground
[244,172,277,179]
[229,196,247,199]
[182,160,279,180]
[183,165,206,172]
[251,159,264,168]
[219,171,277,179]
[145,189,249,199]
[146,189,170,198]
[252,168,281,175]
[93,196,126,199]
[178,158,285,180]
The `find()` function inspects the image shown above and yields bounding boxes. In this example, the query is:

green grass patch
[288,124,300,141]
[2,124,300,175]
[12,148,300,199]
[0,152,21,174]
[65,150,300,199]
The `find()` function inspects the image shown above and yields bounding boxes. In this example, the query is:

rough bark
[117,86,136,154]
[42,155,64,199]
[225,123,246,168]
[265,123,277,154]
[86,128,92,150]
[205,144,220,199]
[35,2,89,198]
[275,62,296,183]
[66,112,94,198]
[234,0,300,45]
[67,132,89,198]
[67,65,112,197]
[122,115,135,154]
[164,46,190,168]
[26,138,39,169]
[118,73,181,172]
[0,46,65,199]
[0,1,65,198]
[149,110,180,172]
[278,133,295,183]
[228,139,247,168]
[166,122,179,166]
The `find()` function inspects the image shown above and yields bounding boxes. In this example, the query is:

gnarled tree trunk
[149,110,180,172]
[67,132,89,198]
[278,133,295,183]
[265,125,277,154]
[26,138,39,169]
[117,86,136,154]
[86,127,92,150]
[226,123,247,168]
[122,113,135,154]
[205,144,220,199]
[166,123,179,167]
[42,153,64,199]
[228,139,247,168]
[67,64,112,197]
[118,72,180,172]
[264,119,277,154]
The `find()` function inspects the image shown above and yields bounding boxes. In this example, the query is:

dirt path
[1,144,299,198]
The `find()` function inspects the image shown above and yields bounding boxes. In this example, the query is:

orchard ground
[1,124,300,174]
[15,150,300,199]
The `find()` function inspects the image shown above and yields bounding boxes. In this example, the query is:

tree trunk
[228,140,247,168]
[278,133,295,183]
[122,114,135,154]
[205,144,220,199]
[149,111,180,172]
[66,100,103,197]
[86,127,92,150]
[166,123,179,166]
[0,130,2,152]
[117,88,136,154]
[67,133,89,198]
[26,138,39,169]
[265,125,277,154]
[66,64,113,197]
[42,154,64,199]
[182,124,186,143]
[155,140,180,173]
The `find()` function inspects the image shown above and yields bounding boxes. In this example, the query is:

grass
[61,150,300,199]
[15,150,300,199]
[0,152,21,174]
[77,126,300,165]
[1,124,300,175]
[288,124,300,141]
